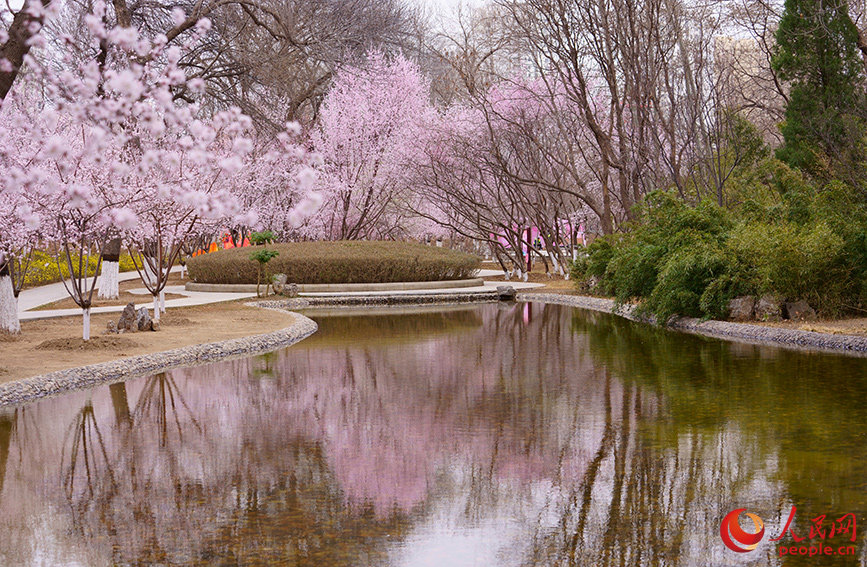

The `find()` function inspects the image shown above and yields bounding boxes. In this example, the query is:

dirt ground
[485,270,582,294]
[0,301,298,384]
[755,317,867,336]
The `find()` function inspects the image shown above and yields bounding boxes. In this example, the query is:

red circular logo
[721,509,765,552]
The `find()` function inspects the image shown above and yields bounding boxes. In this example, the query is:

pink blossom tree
[0,3,321,338]
[308,52,432,241]
[411,76,606,278]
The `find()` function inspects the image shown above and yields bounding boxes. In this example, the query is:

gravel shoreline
[520,292,867,356]
[0,311,318,408]
[0,294,498,408]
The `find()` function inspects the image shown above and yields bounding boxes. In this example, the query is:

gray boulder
[135,307,153,331]
[272,273,287,294]
[281,283,299,298]
[755,294,783,322]
[727,296,755,321]
[784,300,817,321]
[497,285,517,301]
[116,302,137,331]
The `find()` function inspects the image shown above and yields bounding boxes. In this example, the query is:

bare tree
[494,0,739,220]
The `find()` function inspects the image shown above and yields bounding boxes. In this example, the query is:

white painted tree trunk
[98,260,120,299]
[0,274,20,334]
[153,295,160,322]
[82,308,91,341]
[179,264,185,278]
[159,290,165,313]
[550,255,561,276]
[143,259,157,286]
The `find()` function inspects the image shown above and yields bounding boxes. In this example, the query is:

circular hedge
[187,241,481,285]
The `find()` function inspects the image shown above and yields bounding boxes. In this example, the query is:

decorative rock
[116,302,137,331]
[272,273,287,294]
[135,307,153,331]
[755,294,784,322]
[281,283,299,298]
[785,300,817,322]
[728,296,755,321]
[103,320,117,335]
[497,285,517,301]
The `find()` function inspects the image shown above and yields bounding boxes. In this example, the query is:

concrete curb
[519,292,867,355]
[0,312,318,408]
[185,278,486,293]
[253,291,499,310]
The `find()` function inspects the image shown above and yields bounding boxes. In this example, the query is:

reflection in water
[0,408,13,496]
[0,303,865,566]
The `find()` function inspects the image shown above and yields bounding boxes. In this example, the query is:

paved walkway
[18,267,544,321]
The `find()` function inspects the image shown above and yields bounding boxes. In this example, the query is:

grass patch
[187,241,481,285]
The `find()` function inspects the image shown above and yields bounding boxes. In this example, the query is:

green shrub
[644,235,735,320]
[577,173,867,319]
[728,221,850,313]
[187,241,482,284]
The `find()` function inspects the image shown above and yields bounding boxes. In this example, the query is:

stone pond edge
[0,292,502,408]
[0,310,319,408]
[520,292,867,355]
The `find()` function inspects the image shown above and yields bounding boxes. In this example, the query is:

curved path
[18,268,543,320]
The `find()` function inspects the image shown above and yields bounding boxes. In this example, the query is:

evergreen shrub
[187,241,482,284]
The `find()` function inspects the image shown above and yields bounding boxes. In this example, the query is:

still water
[0,302,866,566]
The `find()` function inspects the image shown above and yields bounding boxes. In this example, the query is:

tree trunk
[152,294,160,322]
[82,308,91,341]
[0,263,20,334]
[0,0,51,101]
[159,290,166,313]
[98,261,119,299]
[98,237,122,300]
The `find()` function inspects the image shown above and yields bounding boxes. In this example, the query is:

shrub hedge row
[187,241,481,284]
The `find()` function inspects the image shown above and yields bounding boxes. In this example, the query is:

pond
[0,302,865,566]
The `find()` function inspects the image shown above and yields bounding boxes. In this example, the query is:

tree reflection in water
[0,407,15,497]
[0,303,865,566]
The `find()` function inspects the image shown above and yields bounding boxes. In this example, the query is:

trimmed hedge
[187,241,482,285]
